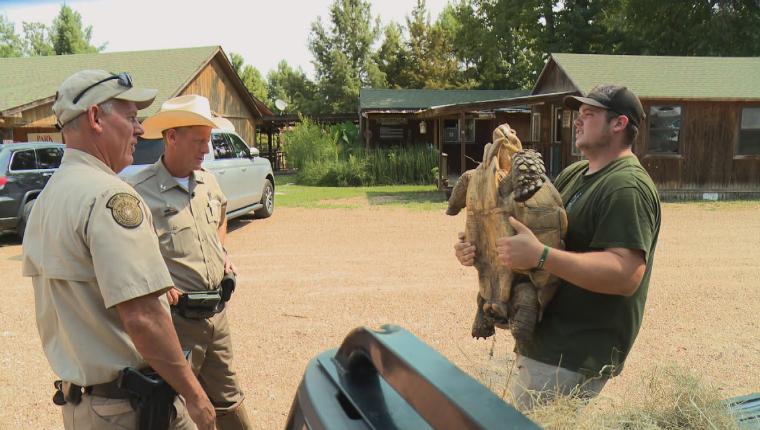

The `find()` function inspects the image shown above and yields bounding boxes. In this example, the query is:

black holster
[117,367,176,430]
[174,272,236,319]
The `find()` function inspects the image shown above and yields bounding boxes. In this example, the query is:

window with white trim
[738,107,760,155]
[530,112,541,142]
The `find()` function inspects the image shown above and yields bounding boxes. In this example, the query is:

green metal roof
[360,88,530,110]
[550,53,760,99]
[0,46,219,116]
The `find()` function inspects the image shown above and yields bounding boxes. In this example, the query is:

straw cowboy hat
[141,94,218,139]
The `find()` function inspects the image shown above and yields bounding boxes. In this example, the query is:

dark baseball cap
[564,85,645,127]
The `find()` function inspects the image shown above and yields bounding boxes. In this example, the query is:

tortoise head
[492,123,523,171]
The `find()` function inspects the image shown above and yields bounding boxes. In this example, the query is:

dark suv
[0,142,64,239]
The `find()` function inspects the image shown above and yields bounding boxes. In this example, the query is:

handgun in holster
[117,367,176,430]
[219,271,236,302]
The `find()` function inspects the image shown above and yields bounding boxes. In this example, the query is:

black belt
[54,378,132,405]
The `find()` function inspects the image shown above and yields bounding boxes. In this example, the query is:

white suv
[121,129,274,219]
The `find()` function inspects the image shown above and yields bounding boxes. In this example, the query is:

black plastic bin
[285,325,541,430]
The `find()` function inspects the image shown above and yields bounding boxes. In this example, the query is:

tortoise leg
[472,293,495,339]
[509,281,539,344]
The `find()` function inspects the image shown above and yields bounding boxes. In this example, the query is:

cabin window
[443,119,475,143]
[530,112,541,143]
[647,106,682,154]
[738,107,760,155]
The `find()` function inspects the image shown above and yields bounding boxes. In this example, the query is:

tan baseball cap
[52,70,158,127]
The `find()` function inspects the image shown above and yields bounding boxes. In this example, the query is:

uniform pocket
[90,396,136,428]
[157,211,195,257]
[206,198,222,225]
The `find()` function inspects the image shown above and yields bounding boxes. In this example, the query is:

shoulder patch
[106,193,144,228]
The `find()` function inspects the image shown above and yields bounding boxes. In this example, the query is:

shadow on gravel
[0,232,20,248]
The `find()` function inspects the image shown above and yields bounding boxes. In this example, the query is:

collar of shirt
[155,157,205,194]
[62,148,118,176]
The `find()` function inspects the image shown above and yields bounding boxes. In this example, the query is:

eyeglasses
[72,72,133,105]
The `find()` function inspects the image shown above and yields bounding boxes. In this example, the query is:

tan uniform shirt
[22,149,173,386]
[127,159,227,292]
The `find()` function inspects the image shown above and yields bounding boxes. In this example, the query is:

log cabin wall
[638,100,760,195]
[181,57,258,146]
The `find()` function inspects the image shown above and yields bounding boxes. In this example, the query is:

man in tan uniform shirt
[22,70,215,430]
[127,95,252,429]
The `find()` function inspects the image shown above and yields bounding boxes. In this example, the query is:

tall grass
[281,117,438,186]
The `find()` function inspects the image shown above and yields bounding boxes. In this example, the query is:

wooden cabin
[359,89,531,180]
[415,54,760,199]
[0,46,272,147]
[532,53,760,199]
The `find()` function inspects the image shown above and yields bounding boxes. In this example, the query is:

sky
[1,0,451,78]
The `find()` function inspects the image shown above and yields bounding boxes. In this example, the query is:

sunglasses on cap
[72,72,133,105]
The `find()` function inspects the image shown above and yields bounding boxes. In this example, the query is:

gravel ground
[1,202,759,429]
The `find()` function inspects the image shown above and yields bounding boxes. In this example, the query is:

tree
[50,4,103,55]
[267,60,321,115]
[239,65,269,104]
[229,52,245,74]
[309,0,385,112]
[376,22,408,88]
[228,52,269,105]
[0,15,23,57]
[448,0,546,89]
[401,0,465,88]
[612,0,760,56]
[21,22,54,56]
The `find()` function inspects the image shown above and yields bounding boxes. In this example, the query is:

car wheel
[254,179,274,218]
[16,200,35,240]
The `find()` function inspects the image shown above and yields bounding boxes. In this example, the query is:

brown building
[0,46,271,146]
[416,54,760,199]
[359,89,531,181]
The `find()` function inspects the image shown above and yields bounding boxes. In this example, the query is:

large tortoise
[447,123,568,342]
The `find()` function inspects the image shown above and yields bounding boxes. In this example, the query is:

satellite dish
[274,99,287,112]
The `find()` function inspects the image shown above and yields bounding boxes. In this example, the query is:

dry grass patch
[522,366,740,429]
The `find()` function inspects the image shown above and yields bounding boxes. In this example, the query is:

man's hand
[454,232,476,266]
[496,217,544,270]
[166,288,182,306]
[224,254,237,275]
[185,392,216,430]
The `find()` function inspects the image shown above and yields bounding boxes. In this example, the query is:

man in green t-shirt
[455,85,661,411]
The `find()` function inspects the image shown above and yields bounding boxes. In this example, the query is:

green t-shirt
[517,155,661,377]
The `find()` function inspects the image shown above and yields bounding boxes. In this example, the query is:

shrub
[283,119,437,186]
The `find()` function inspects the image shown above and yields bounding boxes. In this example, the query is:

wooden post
[459,112,466,174]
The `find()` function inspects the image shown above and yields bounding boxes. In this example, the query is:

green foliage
[1,5,104,58]
[281,119,437,186]
[21,22,54,56]
[0,15,23,57]
[50,5,104,55]
[309,0,385,112]
[267,60,321,115]
[228,52,269,105]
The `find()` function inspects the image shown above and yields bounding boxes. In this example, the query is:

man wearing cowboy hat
[126,95,252,429]
[23,70,215,429]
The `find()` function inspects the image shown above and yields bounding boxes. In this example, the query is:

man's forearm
[116,294,207,402]
[543,247,645,296]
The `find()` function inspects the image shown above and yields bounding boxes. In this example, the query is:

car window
[10,149,36,171]
[36,147,63,169]
[211,134,235,160]
[132,138,164,165]
[226,134,251,158]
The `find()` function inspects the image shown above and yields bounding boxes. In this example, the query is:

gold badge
[106,193,144,228]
